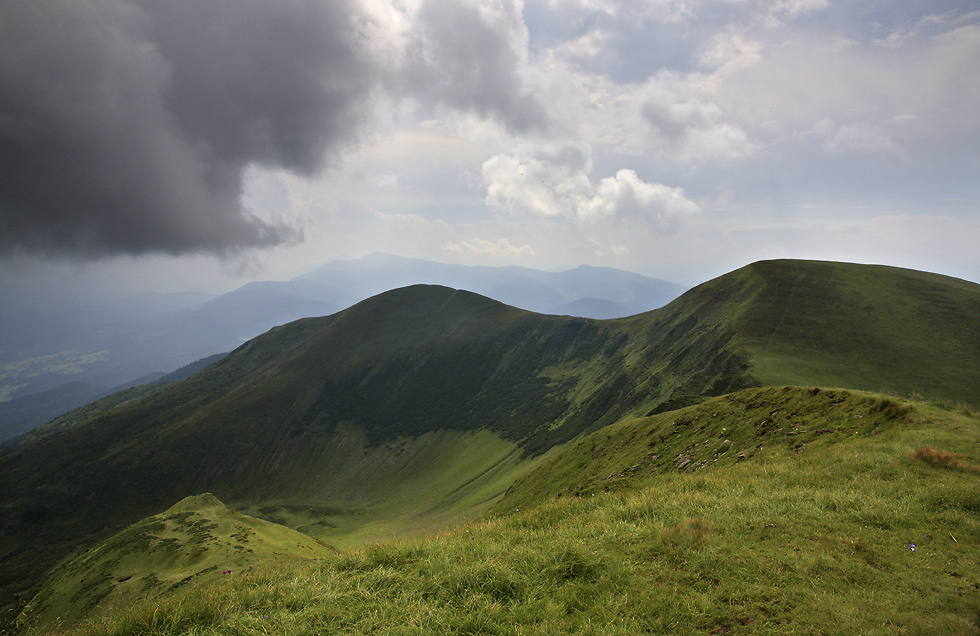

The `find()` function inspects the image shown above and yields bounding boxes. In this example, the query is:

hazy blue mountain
[296,253,686,316]
[551,296,629,319]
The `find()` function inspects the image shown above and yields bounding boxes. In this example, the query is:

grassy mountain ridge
[3,259,980,630]
[491,385,926,513]
[731,260,980,403]
[28,388,980,635]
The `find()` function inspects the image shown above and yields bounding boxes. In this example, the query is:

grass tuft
[913,447,980,474]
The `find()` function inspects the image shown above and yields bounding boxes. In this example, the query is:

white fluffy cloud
[482,144,592,218]
[579,169,700,223]
[482,145,699,225]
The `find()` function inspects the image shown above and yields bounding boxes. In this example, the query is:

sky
[1,0,979,302]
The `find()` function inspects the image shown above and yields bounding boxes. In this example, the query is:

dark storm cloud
[0,0,374,257]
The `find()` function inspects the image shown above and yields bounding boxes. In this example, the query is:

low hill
[27,389,980,635]
[2,259,979,629]
[16,493,333,634]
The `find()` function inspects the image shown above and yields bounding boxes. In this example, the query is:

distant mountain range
[295,252,685,318]
[3,258,979,629]
[0,254,685,442]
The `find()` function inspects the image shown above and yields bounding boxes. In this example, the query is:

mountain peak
[165,492,225,513]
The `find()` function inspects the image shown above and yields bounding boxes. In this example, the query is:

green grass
[490,386,925,513]
[38,388,980,635]
[231,428,546,549]
[732,261,980,405]
[16,494,334,635]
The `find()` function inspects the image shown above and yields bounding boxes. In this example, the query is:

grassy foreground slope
[16,494,333,635]
[37,388,980,635]
[492,386,951,512]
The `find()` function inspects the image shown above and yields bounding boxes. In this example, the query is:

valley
[2,258,979,634]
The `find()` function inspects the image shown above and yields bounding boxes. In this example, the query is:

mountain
[296,252,686,317]
[704,259,980,404]
[0,255,682,435]
[2,259,979,629]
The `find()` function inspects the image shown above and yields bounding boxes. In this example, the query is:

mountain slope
[491,386,924,513]
[0,283,744,624]
[17,493,333,634]
[30,390,980,635]
[731,260,980,403]
[0,255,682,441]
[0,381,108,445]
[2,259,980,629]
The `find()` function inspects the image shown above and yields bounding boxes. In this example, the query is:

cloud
[814,119,904,156]
[442,237,535,256]
[399,0,549,132]
[0,0,567,260]
[640,84,755,161]
[482,145,699,225]
[579,169,700,224]
[0,0,378,258]
[482,144,594,218]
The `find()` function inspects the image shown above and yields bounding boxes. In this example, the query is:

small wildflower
[909,544,916,552]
